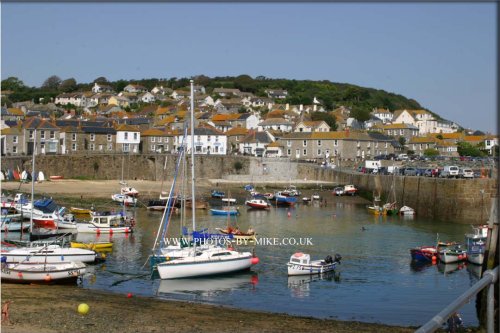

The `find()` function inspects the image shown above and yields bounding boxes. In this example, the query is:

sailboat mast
[190,80,196,231]
[29,129,37,234]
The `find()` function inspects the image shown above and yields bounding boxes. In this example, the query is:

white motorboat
[157,247,257,279]
[287,252,341,276]
[1,220,30,232]
[121,186,139,197]
[2,244,97,263]
[76,212,133,234]
[221,197,237,204]
[0,260,86,284]
[111,194,137,206]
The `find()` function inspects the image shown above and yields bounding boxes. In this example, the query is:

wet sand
[1,284,416,333]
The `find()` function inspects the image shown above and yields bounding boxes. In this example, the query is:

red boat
[245,198,271,210]
[49,175,64,180]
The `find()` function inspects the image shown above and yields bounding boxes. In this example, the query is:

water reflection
[156,272,258,299]
[466,263,483,279]
[287,271,339,299]
[437,261,466,275]
[410,260,434,273]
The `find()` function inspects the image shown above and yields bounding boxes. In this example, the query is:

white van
[397,154,409,161]
[440,165,460,178]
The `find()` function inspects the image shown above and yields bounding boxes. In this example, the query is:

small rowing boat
[70,241,113,250]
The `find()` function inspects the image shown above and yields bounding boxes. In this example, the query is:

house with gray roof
[239,130,275,157]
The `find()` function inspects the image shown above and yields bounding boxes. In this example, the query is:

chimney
[285,103,289,110]
[345,128,350,137]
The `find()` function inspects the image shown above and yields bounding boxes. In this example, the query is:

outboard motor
[334,253,342,264]
[324,255,333,264]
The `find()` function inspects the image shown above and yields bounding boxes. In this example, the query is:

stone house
[0,126,25,156]
[140,128,176,154]
[239,131,275,157]
[82,126,117,153]
[59,126,86,154]
[225,126,249,154]
[257,118,293,133]
[23,117,60,155]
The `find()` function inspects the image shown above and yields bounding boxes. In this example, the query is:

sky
[1,3,497,133]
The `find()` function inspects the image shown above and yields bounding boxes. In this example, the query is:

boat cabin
[289,252,311,265]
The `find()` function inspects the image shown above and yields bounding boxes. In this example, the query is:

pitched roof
[225,127,249,136]
[241,131,273,144]
[115,124,140,132]
[258,118,292,126]
[81,126,116,134]
[382,123,419,130]
[212,113,241,121]
[141,128,169,137]
[6,108,24,116]
[22,117,59,130]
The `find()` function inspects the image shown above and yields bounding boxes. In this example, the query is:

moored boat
[76,212,134,234]
[2,244,97,263]
[70,241,113,251]
[0,260,86,284]
[216,227,256,241]
[399,205,415,216]
[438,245,467,264]
[210,207,240,216]
[245,198,271,210]
[69,207,93,215]
[287,252,341,276]
[111,193,137,206]
[211,190,225,199]
[465,225,488,265]
[221,197,237,205]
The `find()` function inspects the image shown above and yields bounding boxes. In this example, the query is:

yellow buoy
[78,303,90,315]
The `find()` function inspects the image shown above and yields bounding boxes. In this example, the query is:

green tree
[1,77,26,91]
[60,78,78,92]
[233,161,243,174]
[457,141,485,157]
[398,136,406,146]
[436,134,444,140]
[423,148,439,157]
[350,106,371,122]
[93,76,109,84]
[41,75,62,90]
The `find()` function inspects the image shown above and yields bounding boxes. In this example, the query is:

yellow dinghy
[70,241,113,251]
[70,207,93,215]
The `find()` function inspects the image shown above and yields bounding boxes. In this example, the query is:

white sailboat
[157,81,258,279]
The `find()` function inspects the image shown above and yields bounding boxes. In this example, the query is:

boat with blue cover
[211,190,225,199]
[210,207,240,216]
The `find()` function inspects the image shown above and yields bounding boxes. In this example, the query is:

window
[303,140,307,147]
[317,140,322,146]
[165,137,169,143]
[317,149,321,155]
[287,149,291,155]
[207,135,211,142]
[50,131,55,139]
[40,131,45,139]
[90,134,95,141]
[195,145,202,153]
[72,143,77,151]
[13,136,18,143]
[299,128,303,132]
[72,133,77,141]
[150,144,156,151]
[385,142,388,148]
[12,146,17,153]
[334,140,338,146]
[99,144,103,151]
[367,142,371,148]
[236,137,239,142]
[124,132,128,140]
[29,130,34,139]
[303,149,307,156]
[400,129,404,135]
[151,137,155,142]
[214,146,219,153]
[123,143,130,152]
[107,134,112,142]
[133,133,138,140]
[287,140,291,147]
[90,144,95,151]
[215,136,219,142]
[375,142,379,148]
[107,143,113,151]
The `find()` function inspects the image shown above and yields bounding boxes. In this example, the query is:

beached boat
[287,252,341,276]
[311,193,321,200]
[211,190,225,199]
[49,175,64,180]
[465,225,488,265]
[245,198,271,210]
[343,185,358,196]
[221,197,237,204]
[274,192,297,206]
[210,207,239,216]
[76,212,134,234]
[302,196,311,203]
[121,186,139,197]
[2,244,97,263]
[111,193,137,206]
[69,207,93,215]
[0,260,86,284]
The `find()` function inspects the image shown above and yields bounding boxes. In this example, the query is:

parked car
[423,168,434,177]
[440,165,460,178]
[459,168,474,179]
[403,167,417,176]
[332,187,345,196]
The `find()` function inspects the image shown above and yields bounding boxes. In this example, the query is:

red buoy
[127,293,133,298]
[251,257,260,265]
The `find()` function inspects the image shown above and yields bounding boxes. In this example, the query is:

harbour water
[3,194,481,327]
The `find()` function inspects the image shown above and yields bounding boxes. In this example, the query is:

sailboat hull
[157,255,253,279]
[1,261,86,284]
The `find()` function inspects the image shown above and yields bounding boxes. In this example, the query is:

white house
[115,124,140,153]
[178,126,227,155]
[239,131,275,156]
[138,92,156,103]
[484,136,498,154]
[257,118,293,133]
[392,109,416,126]
[123,84,147,93]
[372,108,393,123]
[294,120,330,133]
[92,83,114,93]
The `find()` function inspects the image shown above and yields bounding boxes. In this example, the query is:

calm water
[4,193,482,327]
